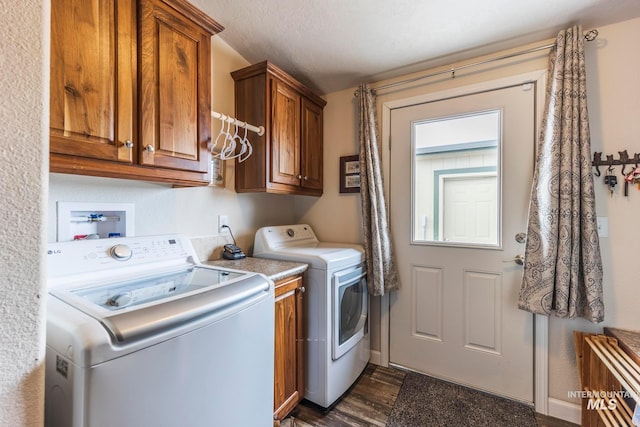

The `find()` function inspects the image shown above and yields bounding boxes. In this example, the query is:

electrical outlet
[218,215,229,233]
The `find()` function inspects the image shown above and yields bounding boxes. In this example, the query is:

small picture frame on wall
[340,155,360,193]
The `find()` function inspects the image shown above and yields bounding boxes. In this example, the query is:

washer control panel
[46,234,194,282]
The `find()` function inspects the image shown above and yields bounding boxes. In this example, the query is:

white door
[389,82,535,403]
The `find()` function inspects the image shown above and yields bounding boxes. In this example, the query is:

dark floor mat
[386,371,537,427]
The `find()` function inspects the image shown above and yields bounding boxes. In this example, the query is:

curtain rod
[357,29,598,95]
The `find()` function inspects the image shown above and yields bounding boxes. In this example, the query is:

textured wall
[0,0,48,425]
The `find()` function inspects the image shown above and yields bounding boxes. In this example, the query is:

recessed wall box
[57,202,135,242]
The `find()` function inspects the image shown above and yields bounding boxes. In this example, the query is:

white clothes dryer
[254,224,370,408]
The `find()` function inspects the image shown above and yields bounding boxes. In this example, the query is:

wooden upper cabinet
[50,0,136,163]
[138,0,216,173]
[49,0,223,186]
[301,99,323,192]
[232,61,326,197]
[271,79,302,187]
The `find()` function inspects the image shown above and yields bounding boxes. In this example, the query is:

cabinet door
[301,99,323,193]
[270,79,301,187]
[138,0,211,173]
[274,276,304,420]
[50,0,136,163]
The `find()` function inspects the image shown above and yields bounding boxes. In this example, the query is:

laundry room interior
[3,1,640,426]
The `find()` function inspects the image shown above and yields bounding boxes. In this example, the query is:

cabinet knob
[145,145,155,153]
[122,139,134,149]
[297,175,302,180]
[303,176,308,181]
[300,286,306,293]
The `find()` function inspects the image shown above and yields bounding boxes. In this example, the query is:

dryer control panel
[254,224,317,251]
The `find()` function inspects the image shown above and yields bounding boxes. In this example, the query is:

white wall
[294,89,363,243]
[0,1,47,425]
[303,17,640,418]
[547,16,640,406]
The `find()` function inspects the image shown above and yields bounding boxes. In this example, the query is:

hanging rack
[592,150,640,177]
[211,111,264,136]
[593,150,640,197]
[210,111,264,161]
[354,29,599,96]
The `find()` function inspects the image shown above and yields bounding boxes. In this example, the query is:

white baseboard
[547,397,581,424]
[369,349,382,366]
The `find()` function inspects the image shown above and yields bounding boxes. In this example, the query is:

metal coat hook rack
[592,150,640,177]
[593,150,640,197]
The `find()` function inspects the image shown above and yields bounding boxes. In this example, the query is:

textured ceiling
[192,0,640,95]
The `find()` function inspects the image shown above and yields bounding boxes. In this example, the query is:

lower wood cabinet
[273,275,305,422]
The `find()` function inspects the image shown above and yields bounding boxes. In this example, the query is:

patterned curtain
[358,83,400,296]
[518,26,604,323]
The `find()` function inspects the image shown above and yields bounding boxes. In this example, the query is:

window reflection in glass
[413,110,500,246]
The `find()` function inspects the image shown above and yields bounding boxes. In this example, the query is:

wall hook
[618,150,630,175]
[593,152,602,176]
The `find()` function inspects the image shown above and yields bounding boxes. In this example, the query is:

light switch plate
[596,216,608,238]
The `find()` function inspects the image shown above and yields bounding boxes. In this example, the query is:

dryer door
[332,264,368,360]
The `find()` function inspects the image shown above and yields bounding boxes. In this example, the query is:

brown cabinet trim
[231,61,326,108]
[50,153,210,187]
[156,0,224,35]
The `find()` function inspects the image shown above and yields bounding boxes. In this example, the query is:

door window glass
[412,110,501,246]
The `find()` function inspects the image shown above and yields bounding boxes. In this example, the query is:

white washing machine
[45,234,274,427]
[254,224,370,408]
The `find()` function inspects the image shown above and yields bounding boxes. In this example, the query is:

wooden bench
[574,328,640,426]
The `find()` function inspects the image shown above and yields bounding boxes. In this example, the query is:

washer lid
[254,242,364,270]
[50,266,269,344]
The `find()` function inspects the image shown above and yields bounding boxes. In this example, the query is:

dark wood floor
[282,364,578,427]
